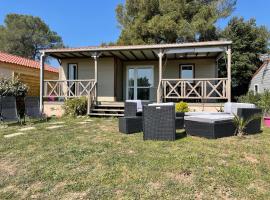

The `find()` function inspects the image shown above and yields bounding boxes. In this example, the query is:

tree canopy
[116,0,236,45]
[221,17,270,97]
[0,14,64,60]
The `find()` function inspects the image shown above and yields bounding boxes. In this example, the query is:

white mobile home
[39,41,232,116]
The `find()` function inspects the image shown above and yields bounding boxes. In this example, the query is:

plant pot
[264,117,270,127]
[176,112,185,118]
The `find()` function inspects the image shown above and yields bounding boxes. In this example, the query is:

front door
[68,63,78,96]
[127,66,153,100]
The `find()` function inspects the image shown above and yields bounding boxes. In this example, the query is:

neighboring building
[249,57,270,93]
[0,52,58,96]
[40,41,232,116]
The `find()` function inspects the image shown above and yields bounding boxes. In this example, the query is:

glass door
[127,66,153,100]
[68,64,78,96]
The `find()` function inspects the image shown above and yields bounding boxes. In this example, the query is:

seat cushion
[185,114,234,123]
[148,102,174,107]
[224,102,256,115]
[185,112,225,116]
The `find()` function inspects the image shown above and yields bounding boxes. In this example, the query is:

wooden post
[157,49,164,103]
[227,46,232,102]
[40,52,45,113]
[92,52,101,103]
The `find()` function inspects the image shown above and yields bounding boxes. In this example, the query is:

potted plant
[258,90,270,127]
[175,101,189,117]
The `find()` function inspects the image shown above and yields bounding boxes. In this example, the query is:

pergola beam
[119,51,130,60]
[140,51,147,59]
[129,51,139,60]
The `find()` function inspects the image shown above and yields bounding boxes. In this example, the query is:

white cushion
[126,100,142,112]
[185,112,222,116]
[224,102,256,115]
[148,102,174,107]
[185,114,234,123]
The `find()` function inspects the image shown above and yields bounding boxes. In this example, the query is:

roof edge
[41,40,232,54]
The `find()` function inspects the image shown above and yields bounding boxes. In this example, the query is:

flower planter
[175,112,184,129]
[264,117,270,127]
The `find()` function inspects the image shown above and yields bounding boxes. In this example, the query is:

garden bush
[63,97,88,116]
[238,90,270,116]
[258,90,270,116]
[237,91,261,106]
[175,101,189,112]
[0,76,28,97]
[0,76,28,117]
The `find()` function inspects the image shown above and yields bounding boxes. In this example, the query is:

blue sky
[0,0,269,66]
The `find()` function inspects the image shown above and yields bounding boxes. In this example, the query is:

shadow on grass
[176,129,187,140]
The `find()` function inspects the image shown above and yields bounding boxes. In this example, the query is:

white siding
[249,62,270,93]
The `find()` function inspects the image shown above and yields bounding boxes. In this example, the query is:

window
[180,64,194,82]
[254,84,259,94]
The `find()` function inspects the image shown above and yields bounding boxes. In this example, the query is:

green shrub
[175,101,189,112]
[238,91,261,106]
[63,97,88,116]
[258,90,270,116]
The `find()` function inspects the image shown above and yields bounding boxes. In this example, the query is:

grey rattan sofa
[143,103,176,141]
[185,103,262,139]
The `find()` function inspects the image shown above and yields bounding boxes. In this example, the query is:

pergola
[39,41,232,111]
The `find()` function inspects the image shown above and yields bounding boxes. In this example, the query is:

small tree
[220,17,270,98]
[116,0,236,44]
[0,14,64,60]
[233,114,261,137]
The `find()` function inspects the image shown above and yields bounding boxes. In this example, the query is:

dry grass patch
[62,191,87,200]
[0,160,18,176]
[243,153,259,164]
[166,170,193,184]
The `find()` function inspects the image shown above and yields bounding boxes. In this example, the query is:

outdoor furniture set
[0,96,46,124]
[119,101,262,140]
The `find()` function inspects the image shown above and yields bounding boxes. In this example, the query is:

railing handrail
[161,78,229,100]
[44,79,95,82]
[161,78,228,81]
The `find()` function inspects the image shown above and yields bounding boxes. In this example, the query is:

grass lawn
[0,117,270,199]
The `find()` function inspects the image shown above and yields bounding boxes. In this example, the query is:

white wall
[249,61,270,93]
[60,57,115,101]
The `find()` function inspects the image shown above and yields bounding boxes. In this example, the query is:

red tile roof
[0,51,58,73]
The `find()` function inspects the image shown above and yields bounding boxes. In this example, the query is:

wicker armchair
[124,102,139,117]
[1,96,19,123]
[143,104,176,141]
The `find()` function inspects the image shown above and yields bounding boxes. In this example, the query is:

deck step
[89,113,124,117]
[96,104,124,108]
[89,102,125,117]
[91,109,124,112]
